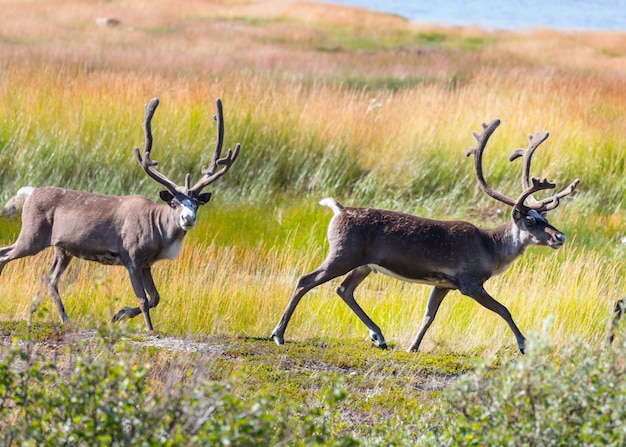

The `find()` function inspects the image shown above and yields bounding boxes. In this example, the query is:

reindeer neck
[483,221,528,272]
[154,204,188,241]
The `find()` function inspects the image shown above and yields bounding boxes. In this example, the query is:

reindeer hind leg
[335,266,388,348]
[44,247,73,324]
[0,225,52,275]
[271,253,358,345]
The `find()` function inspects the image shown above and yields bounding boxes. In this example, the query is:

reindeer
[271,118,578,353]
[608,299,625,345]
[0,98,239,331]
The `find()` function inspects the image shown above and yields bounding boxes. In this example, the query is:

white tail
[319,197,344,216]
[1,186,35,217]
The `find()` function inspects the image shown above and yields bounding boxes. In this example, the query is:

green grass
[1,1,626,443]
[0,195,616,351]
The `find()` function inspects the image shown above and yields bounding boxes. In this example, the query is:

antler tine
[135,98,181,196]
[465,118,518,207]
[134,97,159,164]
[189,99,240,194]
[514,177,556,214]
[508,131,550,191]
[509,131,579,212]
[534,178,580,212]
[204,98,225,177]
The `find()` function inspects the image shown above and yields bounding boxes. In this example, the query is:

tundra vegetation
[1,0,626,444]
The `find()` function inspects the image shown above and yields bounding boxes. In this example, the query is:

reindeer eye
[525,216,536,226]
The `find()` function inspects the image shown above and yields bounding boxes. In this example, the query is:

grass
[1,0,624,345]
[0,0,626,441]
[0,198,616,351]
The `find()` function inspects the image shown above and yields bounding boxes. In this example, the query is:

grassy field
[1,0,626,442]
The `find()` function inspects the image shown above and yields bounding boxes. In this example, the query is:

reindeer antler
[466,119,579,214]
[539,178,580,211]
[135,98,240,198]
[466,118,518,207]
[508,131,580,213]
[514,177,556,215]
[189,98,240,195]
[509,131,550,191]
[135,98,182,196]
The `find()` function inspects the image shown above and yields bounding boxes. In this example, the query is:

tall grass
[2,64,623,210]
[0,199,619,351]
[1,0,625,353]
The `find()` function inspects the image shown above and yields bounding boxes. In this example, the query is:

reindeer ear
[159,190,175,205]
[512,207,522,220]
[197,192,212,205]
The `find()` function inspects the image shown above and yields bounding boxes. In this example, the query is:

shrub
[0,335,357,447]
[418,337,626,446]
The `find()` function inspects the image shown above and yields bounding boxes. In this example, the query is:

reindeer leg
[463,285,526,354]
[0,244,17,275]
[142,267,161,310]
[407,286,450,352]
[0,238,49,275]
[608,298,625,345]
[112,264,153,331]
[335,266,387,348]
[271,255,355,345]
[111,306,142,323]
[43,247,73,324]
[129,267,154,332]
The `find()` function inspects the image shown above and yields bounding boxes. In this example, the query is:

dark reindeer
[608,299,625,345]
[271,118,578,352]
[0,98,239,331]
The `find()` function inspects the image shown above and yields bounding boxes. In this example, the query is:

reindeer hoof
[111,306,134,323]
[370,332,387,349]
[271,332,285,345]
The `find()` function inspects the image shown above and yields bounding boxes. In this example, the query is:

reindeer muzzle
[548,229,566,249]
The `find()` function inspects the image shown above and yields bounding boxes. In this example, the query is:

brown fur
[271,119,578,353]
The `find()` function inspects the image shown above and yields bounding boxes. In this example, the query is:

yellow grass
[0,215,619,352]
[1,0,626,353]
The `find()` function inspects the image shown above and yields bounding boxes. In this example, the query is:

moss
[0,321,66,342]
[0,328,476,424]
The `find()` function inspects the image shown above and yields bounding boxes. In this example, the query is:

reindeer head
[136,98,240,231]
[466,119,579,249]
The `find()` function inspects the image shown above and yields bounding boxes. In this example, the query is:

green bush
[0,334,357,447]
[5,330,626,446]
[418,337,626,446]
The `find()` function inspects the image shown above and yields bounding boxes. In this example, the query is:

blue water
[323,0,626,31]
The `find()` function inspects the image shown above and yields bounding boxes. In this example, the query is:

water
[323,0,626,31]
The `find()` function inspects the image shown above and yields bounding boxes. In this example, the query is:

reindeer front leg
[141,266,162,315]
[408,287,450,352]
[462,285,526,354]
[112,263,154,331]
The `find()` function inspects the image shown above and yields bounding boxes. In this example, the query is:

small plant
[0,333,358,446]
[418,337,626,446]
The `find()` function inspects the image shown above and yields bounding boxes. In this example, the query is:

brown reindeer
[0,98,240,331]
[271,118,578,352]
